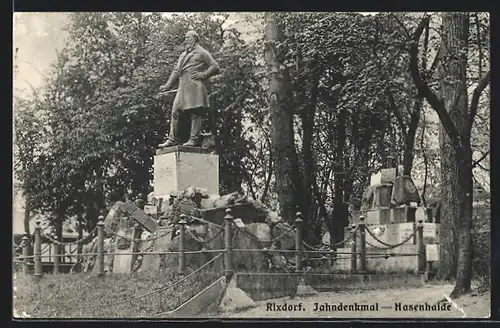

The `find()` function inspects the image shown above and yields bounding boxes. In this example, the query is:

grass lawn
[13,270,221,318]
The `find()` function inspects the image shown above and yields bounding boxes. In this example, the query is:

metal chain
[186,215,222,229]
[104,227,173,243]
[302,240,325,251]
[236,225,264,248]
[200,226,225,245]
[268,225,295,244]
[364,228,417,250]
[13,242,24,252]
[185,228,207,244]
[365,226,418,249]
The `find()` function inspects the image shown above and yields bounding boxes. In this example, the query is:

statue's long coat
[167,44,219,111]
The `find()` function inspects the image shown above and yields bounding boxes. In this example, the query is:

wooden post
[416,219,426,273]
[53,236,60,274]
[96,216,105,277]
[34,221,42,279]
[22,236,29,275]
[294,212,304,272]
[178,215,187,275]
[224,209,234,277]
[358,215,366,273]
[350,224,357,273]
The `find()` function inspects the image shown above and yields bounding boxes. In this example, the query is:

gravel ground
[219,285,491,319]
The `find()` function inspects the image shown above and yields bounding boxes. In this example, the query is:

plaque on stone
[380,168,397,184]
[426,244,439,262]
[423,223,440,244]
[385,224,400,245]
[398,223,416,245]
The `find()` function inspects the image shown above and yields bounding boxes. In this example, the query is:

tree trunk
[332,108,348,243]
[436,12,470,282]
[300,72,320,226]
[402,98,423,176]
[451,146,473,297]
[264,13,299,224]
[409,14,486,296]
[23,199,32,255]
[437,124,460,280]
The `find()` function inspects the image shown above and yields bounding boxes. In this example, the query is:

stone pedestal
[153,146,220,199]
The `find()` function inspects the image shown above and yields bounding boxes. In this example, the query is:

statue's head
[185,30,199,48]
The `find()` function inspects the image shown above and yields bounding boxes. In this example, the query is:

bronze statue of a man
[158,30,220,148]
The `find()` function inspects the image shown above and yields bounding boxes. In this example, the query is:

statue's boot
[183,114,202,147]
[158,138,178,148]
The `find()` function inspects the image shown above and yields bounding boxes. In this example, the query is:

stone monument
[153,29,221,205]
[334,159,440,273]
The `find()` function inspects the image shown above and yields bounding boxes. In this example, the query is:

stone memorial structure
[334,160,440,273]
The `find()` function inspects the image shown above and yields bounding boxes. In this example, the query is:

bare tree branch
[389,13,412,39]
[386,90,408,135]
[472,150,490,169]
[260,150,273,203]
[467,70,491,136]
[476,162,490,172]
[409,15,463,153]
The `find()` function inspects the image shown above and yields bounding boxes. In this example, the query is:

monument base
[153,146,220,198]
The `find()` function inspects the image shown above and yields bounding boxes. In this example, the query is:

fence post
[350,224,357,273]
[416,219,426,274]
[294,212,304,272]
[178,215,187,275]
[358,215,366,273]
[53,236,60,274]
[132,222,143,266]
[96,216,105,277]
[22,236,29,275]
[34,221,43,279]
[224,209,234,278]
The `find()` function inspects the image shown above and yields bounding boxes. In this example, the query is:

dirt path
[220,285,490,319]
